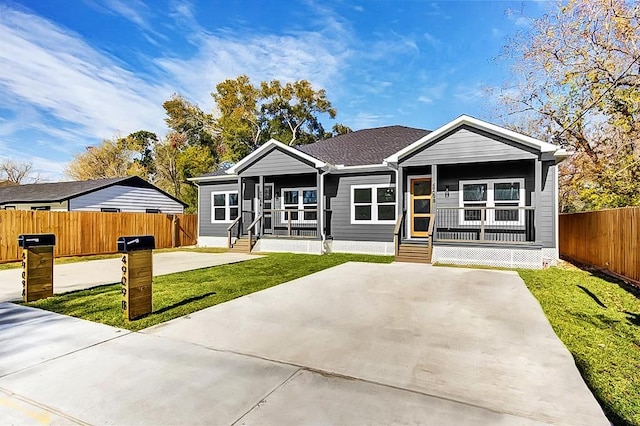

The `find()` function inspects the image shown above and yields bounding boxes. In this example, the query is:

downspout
[319,168,331,253]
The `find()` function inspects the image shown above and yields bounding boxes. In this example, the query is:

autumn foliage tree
[65,77,345,211]
[497,0,640,211]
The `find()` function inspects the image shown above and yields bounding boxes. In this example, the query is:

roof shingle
[296,125,430,166]
[0,176,186,206]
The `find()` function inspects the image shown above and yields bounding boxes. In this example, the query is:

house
[0,176,186,213]
[190,115,567,269]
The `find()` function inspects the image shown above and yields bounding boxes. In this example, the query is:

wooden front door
[410,178,433,238]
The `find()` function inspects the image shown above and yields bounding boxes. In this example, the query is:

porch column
[237,177,243,233]
[534,159,541,243]
[431,164,437,241]
[258,175,264,235]
[316,171,321,240]
[397,166,404,218]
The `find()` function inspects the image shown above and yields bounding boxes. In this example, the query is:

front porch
[226,172,322,253]
[394,160,542,264]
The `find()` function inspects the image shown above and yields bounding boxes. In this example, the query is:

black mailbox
[117,235,155,252]
[18,234,56,248]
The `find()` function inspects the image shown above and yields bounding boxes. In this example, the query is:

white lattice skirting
[432,245,557,269]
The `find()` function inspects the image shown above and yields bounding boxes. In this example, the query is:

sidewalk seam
[229,368,302,426]
[0,387,90,425]
[151,335,556,426]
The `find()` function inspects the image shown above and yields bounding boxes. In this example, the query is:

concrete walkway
[0,263,609,425]
[0,252,261,302]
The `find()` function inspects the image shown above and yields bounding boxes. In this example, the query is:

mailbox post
[18,234,56,302]
[117,235,155,320]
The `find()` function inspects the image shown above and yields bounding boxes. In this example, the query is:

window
[281,187,317,223]
[211,191,239,223]
[351,184,396,224]
[31,206,51,211]
[459,179,525,225]
[100,207,120,213]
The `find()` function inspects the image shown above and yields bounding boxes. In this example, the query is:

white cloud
[347,112,394,130]
[418,83,448,104]
[0,5,173,142]
[423,32,442,49]
[156,27,350,111]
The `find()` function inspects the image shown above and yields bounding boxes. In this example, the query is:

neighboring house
[190,115,567,268]
[0,176,186,213]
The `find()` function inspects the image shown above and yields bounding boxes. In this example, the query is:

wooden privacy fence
[559,207,640,284]
[0,211,198,263]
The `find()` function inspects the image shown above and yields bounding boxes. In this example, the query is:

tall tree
[497,0,640,211]
[260,79,337,145]
[0,159,41,184]
[212,75,263,161]
[65,137,146,180]
[211,75,345,161]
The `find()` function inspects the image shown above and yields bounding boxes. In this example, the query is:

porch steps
[229,237,255,253]
[395,242,432,264]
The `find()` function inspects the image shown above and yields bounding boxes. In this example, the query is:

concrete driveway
[0,262,609,425]
[0,251,260,302]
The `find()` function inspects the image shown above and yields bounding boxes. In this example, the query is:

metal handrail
[246,214,262,253]
[393,211,406,257]
[226,216,242,249]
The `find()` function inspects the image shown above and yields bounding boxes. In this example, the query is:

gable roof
[0,176,187,206]
[385,115,566,163]
[298,125,431,166]
[226,138,326,174]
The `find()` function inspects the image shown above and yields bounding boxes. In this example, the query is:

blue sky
[0,0,551,180]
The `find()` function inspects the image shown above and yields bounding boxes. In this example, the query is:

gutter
[319,166,333,253]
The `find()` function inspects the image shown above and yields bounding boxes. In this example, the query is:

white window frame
[280,187,317,224]
[458,179,525,226]
[211,191,239,223]
[350,184,397,225]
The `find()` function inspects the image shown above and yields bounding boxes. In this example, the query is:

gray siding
[69,185,184,213]
[401,126,538,167]
[434,161,535,208]
[238,147,317,177]
[326,172,396,242]
[538,162,556,247]
[199,180,239,237]
[432,160,556,248]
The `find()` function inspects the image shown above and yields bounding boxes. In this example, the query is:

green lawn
[24,253,392,332]
[518,268,640,426]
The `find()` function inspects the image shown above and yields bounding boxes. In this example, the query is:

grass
[24,252,392,332]
[518,268,640,426]
[0,247,229,270]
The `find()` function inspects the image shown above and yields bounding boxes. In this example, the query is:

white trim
[554,165,559,252]
[189,174,238,183]
[334,164,390,171]
[350,184,397,225]
[197,184,201,239]
[211,190,239,223]
[405,174,432,239]
[280,187,318,225]
[458,178,525,226]
[227,139,325,174]
[385,115,562,163]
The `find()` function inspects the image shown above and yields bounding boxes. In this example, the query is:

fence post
[480,208,485,242]
[171,215,179,248]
